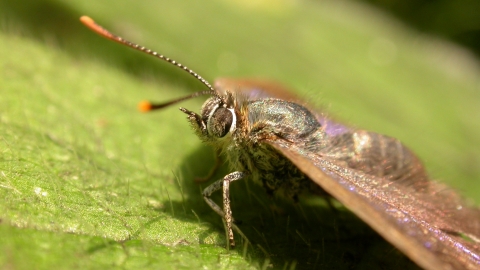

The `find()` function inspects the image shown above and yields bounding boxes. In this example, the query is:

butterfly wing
[214,78,300,101]
[270,141,480,270]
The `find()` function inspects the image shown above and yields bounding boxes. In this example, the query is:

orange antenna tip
[79,16,94,25]
[138,101,153,112]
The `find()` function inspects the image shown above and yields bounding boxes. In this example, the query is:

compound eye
[208,107,233,138]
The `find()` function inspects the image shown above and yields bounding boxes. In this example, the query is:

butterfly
[80,16,480,270]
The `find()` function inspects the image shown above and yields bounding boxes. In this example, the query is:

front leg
[203,171,245,247]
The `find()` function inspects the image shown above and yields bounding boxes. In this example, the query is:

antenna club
[138,101,153,112]
[80,16,94,25]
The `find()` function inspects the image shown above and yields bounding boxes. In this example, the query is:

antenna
[137,90,212,112]
[80,16,216,111]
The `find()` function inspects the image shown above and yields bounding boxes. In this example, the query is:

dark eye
[209,107,233,138]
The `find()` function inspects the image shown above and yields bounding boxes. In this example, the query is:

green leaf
[1,0,479,269]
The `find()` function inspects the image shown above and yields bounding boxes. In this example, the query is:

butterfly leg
[203,171,245,248]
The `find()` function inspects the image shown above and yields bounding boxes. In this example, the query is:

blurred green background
[1,0,479,269]
[362,0,480,57]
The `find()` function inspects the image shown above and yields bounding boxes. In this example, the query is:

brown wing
[271,141,480,270]
[214,78,300,101]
